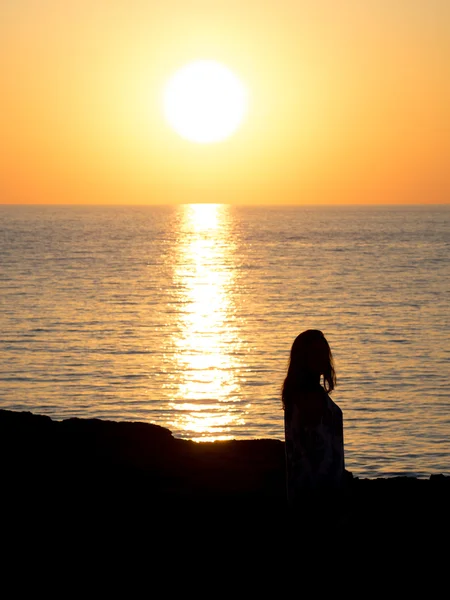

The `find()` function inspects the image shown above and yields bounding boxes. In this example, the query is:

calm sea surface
[0,204,449,479]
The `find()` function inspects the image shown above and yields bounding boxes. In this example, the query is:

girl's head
[285,329,336,394]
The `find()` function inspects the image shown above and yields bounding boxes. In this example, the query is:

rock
[1,408,448,553]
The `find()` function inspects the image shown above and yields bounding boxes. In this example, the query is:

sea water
[0,203,449,478]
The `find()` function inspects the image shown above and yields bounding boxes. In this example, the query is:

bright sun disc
[163,60,248,144]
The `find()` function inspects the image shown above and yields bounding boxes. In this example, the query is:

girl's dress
[284,384,345,506]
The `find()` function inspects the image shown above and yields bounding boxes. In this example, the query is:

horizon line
[1,202,449,208]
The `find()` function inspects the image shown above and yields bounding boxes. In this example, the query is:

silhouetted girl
[282,330,345,508]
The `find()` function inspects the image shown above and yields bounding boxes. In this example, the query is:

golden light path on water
[167,204,247,441]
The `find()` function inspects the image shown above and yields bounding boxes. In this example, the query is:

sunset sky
[1,0,449,205]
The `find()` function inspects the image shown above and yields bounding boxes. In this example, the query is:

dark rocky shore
[1,408,449,556]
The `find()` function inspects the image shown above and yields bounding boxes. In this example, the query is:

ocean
[0,203,449,479]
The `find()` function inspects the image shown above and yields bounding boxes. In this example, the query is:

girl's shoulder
[290,388,328,426]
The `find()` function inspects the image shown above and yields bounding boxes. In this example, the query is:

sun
[162,60,248,144]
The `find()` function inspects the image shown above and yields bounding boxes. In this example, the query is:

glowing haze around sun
[163,60,248,144]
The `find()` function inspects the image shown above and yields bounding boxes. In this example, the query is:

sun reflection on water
[168,204,245,441]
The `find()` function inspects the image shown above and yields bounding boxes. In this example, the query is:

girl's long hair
[282,329,336,409]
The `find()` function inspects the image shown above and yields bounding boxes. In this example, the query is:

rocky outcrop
[1,408,448,548]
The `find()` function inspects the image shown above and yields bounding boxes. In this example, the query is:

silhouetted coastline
[1,408,448,552]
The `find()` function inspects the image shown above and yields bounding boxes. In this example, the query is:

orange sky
[1,0,449,205]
